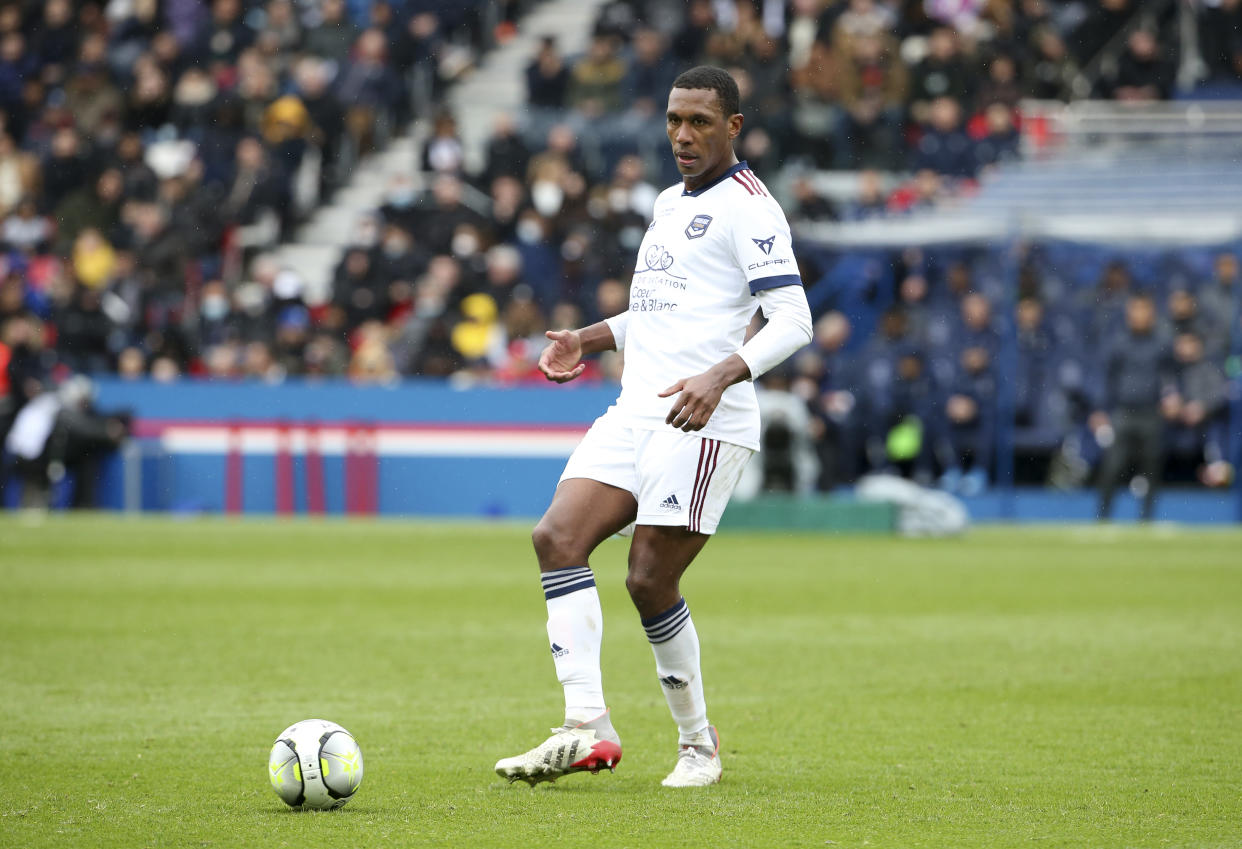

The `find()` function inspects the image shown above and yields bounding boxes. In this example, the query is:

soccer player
[495,66,813,788]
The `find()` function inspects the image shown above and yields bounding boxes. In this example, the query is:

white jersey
[606,161,802,451]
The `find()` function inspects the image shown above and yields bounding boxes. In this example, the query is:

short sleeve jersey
[610,161,802,450]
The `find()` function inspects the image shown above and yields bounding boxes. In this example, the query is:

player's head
[666,66,743,190]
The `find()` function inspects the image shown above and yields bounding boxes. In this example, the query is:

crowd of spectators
[1,0,519,416]
[2,0,1241,501]
[779,249,1238,504]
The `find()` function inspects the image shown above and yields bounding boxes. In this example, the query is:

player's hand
[538,329,587,383]
[659,372,729,432]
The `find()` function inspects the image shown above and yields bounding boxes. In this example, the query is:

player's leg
[532,477,637,725]
[496,417,638,786]
[628,432,753,787]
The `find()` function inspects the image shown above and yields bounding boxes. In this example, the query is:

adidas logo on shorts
[659,494,682,512]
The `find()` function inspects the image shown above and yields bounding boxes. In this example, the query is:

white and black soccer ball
[268,719,364,810]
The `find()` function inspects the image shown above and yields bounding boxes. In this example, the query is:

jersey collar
[681,160,749,197]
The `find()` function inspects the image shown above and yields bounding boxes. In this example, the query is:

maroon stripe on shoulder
[742,170,768,197]
[731,173,755,195]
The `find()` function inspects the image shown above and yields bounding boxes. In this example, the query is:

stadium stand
[2,0,1241,509]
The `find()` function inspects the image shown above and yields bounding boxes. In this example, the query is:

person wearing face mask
[379,174,420,234]
[376,223,429,285]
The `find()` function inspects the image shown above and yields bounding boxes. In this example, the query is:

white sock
[541,566,606,725]
[643,598,709,744]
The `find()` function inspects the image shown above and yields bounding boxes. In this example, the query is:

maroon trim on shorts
[688,439,721,533]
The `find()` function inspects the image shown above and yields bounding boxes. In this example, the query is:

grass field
[1,516,1240,849]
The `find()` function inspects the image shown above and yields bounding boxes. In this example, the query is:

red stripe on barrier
[225,425,243,514]
[345,424,379,516]
[305,422,325,515]
[360,425,378,515]
[275,421,294,516]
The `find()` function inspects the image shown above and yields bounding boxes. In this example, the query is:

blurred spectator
[1075,260,1133,352]
[908,26,973,123]
[54,169,124,256]
[1093,293,1176,521]
[836,31,907,170]
[338,28,404,156]
[976,53,1023,112]
[304,0,358,65]
[938,294,998,494]
[195,0,254,68]
[526,36,570,110]
[832,0,896,49]
[3,198,51,253]
[842,170,889,220]
[1196,253,1239,351]
[1071,0,1137,66]
[912,96,976,178]
[42,127,91,214]
[807,311,864,488]
[0,134,40,218]
[64,58,123,140]
[1199,0,1242,83]
[482,113,531,186]
[1026,25,1077,100]
[1167,285,1226,360]
[422,111,466,176]
[257,0,303,60]
[791,177,838,222]
[624,26,677,115]
[973,104,1021,171]
[672,0,718,63]
[1165,331,1228,481]
[1012,296,1075,479]
[568,34,627,116]
[788,40,843,167]
[4,376,131,509]
[1103,28,1172,101]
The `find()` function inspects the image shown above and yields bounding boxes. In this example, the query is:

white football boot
[661,726,721,787]
[495,712,622,786]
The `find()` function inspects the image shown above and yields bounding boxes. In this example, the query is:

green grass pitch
[2,515,1240,849]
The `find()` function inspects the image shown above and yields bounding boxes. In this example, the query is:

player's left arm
[661,192,813,431]
[661,284,812,431]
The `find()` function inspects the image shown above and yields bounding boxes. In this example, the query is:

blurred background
[0,0,1239,523]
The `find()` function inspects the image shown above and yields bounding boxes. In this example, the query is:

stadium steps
[275,0,607,304]
[448,0,611,174]
[276,131,425,304]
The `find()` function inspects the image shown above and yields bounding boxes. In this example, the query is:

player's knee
[624,568,651,606]
[531,519,583,568]
[624,565,665,611]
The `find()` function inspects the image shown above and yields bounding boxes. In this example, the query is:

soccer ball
[268,719,364,810]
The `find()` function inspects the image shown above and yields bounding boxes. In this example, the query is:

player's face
[666,87,742,191]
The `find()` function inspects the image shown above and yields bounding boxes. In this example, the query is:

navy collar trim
[682,160,749,197]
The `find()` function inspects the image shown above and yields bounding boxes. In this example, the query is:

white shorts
[559,408,754,535]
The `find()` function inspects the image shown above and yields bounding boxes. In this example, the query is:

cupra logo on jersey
[752,235,775,255]
[685,214,713,240]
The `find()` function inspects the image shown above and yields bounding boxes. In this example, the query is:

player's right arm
[538,315,626,383]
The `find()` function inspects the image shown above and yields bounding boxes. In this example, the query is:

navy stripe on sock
[541,566,595,600]
[642,598,690,644]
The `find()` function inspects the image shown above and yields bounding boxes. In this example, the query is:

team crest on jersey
[684,214,713,239]
[752,235,775,255]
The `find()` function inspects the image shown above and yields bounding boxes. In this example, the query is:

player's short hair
[671,66,740,118]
